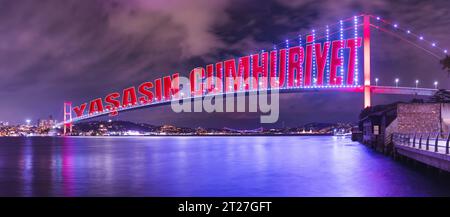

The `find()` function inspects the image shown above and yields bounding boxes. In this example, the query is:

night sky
[0,0,449,128]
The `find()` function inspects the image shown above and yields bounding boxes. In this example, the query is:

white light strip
[354,16,359,85]
[326,25,330,85]
[312,29,316,85]
[285,39,289,88]
[339,20,344,84]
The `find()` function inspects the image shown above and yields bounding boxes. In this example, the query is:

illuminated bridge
[58,14,448,135]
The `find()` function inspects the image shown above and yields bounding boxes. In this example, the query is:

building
[159,125,180,134]
[38,116,57,130]
[359,103,397,153]
[98,124,108,135]
[359,102,450,154]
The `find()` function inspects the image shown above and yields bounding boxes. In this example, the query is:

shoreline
[1,133,338,138]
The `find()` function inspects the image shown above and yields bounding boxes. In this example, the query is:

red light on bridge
[63,102,72,135]
[68,16,368,119]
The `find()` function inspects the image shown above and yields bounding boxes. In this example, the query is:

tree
[440,55,450,76]
[429,89,450,103]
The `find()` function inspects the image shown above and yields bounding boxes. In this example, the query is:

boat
[333,129,352,137]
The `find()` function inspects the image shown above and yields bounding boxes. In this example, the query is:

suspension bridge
[58,14,449,135]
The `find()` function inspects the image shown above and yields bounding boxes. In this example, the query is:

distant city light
[434,81,438,89]
[50,14,446,128]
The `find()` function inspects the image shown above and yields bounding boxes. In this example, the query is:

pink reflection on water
[62,137,74,196]
[20,138,33,196]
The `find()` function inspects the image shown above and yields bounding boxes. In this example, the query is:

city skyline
[0,0,449,128]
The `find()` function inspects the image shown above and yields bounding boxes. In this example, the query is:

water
[0,136,449,197]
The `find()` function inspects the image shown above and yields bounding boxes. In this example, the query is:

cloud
[0,0,233,123]
[0,0,232,88]
[0,0,449,127]
[111,0,230,57]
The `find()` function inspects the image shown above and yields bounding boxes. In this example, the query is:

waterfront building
[38,116,57,130]
[359,102,450,154]
[159,125,180,134]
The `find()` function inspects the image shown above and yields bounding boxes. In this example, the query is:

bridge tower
[363,14,371,108]
[63,102,73,135]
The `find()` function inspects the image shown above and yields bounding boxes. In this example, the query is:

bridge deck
[371,86,436,96]
[59,85,438,126]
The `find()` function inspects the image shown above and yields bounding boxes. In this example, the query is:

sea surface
[0,136,449,196]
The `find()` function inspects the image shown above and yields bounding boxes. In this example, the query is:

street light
[395,78,399,87]
[375,78,379,86]
[26,119,31,126]
[434,81,438,89]
[415,80,419,88]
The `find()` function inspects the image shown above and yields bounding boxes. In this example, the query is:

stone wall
[383,118,398,154]
[385,118,398,143]
[442,104,450,134]
[396,103,441,134]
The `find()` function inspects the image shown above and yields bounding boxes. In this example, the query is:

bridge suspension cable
[58,14,448,132]
[367,14,447,59]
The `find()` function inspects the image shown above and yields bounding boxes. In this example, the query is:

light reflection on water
[0,136,449,196]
